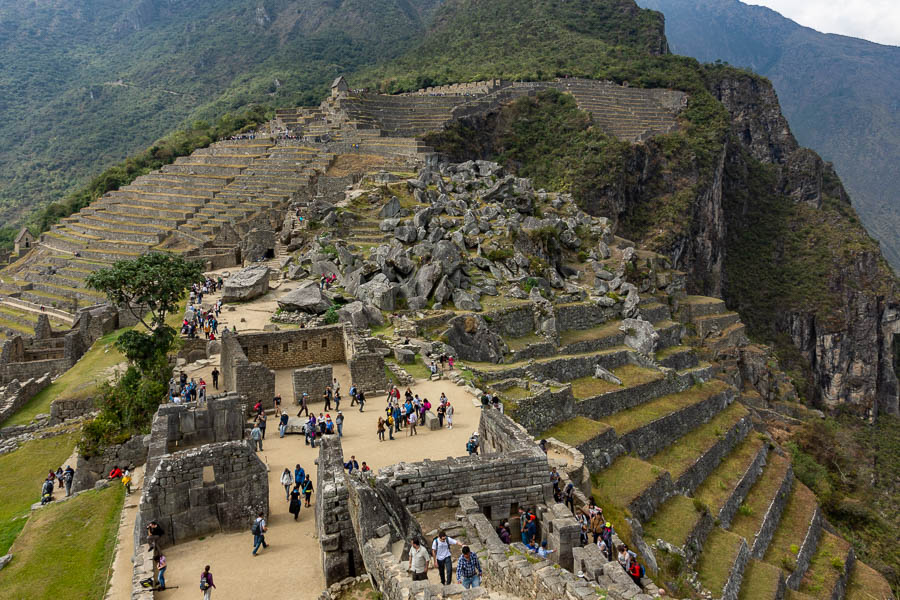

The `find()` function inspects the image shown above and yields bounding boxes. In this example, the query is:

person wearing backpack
[200,565,216,599]
[251,512,268,555]
[628,560,645,587]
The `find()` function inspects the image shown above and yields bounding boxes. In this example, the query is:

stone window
[283,342,289,353]
[202,466,215,484]
[321,338,327,349]
[262,345,268,354]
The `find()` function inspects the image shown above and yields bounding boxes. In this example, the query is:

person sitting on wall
[108,465,123,479]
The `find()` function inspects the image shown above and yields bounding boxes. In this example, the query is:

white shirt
[432,536,457,560]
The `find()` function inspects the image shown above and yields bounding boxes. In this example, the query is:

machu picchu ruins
[1,2,898,600]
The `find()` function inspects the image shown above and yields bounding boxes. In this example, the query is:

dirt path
[106,466,144,600]
[142,366,477,600]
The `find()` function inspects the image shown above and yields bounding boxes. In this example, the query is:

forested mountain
[636,0,900,271]
[0,0,442,230]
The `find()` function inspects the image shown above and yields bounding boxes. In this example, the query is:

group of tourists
[405,530,484,589]
[168,371,208,404]
[279,464,314,521]
[40,465,75,504]
[319,272,338,290]
[181,301,222,340]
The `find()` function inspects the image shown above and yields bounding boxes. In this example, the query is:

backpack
[200,573,210,591]
[466,440,475,453]
[140,577,154,589]
[629,562,645,578]
[251,518,262,536]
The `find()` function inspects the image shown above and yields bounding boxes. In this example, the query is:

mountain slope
[0,0,442,227]
[635,0,900,271]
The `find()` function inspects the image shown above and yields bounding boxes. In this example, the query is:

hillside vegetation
[636,0,900,272]
[0,0,441,238]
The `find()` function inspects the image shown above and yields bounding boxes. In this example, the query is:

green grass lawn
[846,559,895,600]
[694,435,767,516]
[763,482,820,570]
[738,559,783,600]
[696,528,744,595]
[569,364,663,399]
[540,416,609,447]
[728,451,792,541]
[599,379,729,435]
[505,332,545,351]
[1,329,128,427]
[648,402,748,480]
[0,432,78,554]
[0,484,124,599]
[642,494,704,548]
[558,320,623,346]
[592,455,663,509]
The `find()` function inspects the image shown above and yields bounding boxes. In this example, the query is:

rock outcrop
[221,265,271,303]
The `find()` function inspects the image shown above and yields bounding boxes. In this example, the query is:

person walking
[289,486,302,521]
[336,412,344,437]
[258,413,267,439]
[211,368,219,390]
[323,387,332,411]
[200,565,216,599]
[357,390,365,412]
[294,464,305,489]
[408,538,430,581]
[63,465,74,497]
[251,512,268,555]
[298,393,309,417]
[456,546,482,589]
[407,411,418,436]
[432,530,461,585]
[301,475,313,507]
[156,554,167,591]
[386,414,395,440]
[250,423,263,452]
[377,417,386,441]
[280,468,293,501]
[445,402,454,429]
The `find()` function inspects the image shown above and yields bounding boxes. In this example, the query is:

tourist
[349,384,358,406]
[524,515,538,546]
[600,522,615,561]
[211,368,219,390]
[431,530,461,585]
[146,521,164,551]
[289,486,302,520]
[550,467,560,494]
[344,455,360,473]
[590,511,605,545]
[251,512,268,555]
[253,401,263,417]
[617,544,636,571]
[448,356,455,370]
[298,392,309,416]
[294,464,305,489]
[40,478,54,505]
[258,413,267,439]
[628,560,645,587]
[436,402,445,428]
[63,465,74,497]
[392,404,402,433]
[122,468,133,495]
[280,468,293,501]
[108,465,122,479]
[323,387,332,411]
[497,522,511,544]
[466,432,479,455]
[156,554,167,591]
[445,402,454,429]
[273,394,282,416]
[336,411,344,437]
[357,389,366,412]
[361,462,370,472]
[55,466,64,489]
[385,414,395,440]
[333,378,341,397]
[377,417,386,441]
[250,423,263,452]
[408,538,430,581]
[334,391,342,412]
[200,565,215,599]
[407,411,417,435]
[456,546,482,589]
[536,540,555,559]
[279,411,289,438]
[563,482,575,513]
[301,475,313,507]
[539,439,548,453]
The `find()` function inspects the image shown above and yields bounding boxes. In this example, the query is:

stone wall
[672,414,752,494]
[315,435,364,584]
[785,504,823,590]
[293,364,332,404]
[73,434,149,493]
[347,349,387,394]
[0,374,51,424]
[720,539,750,600]
[239,325,346,368]
[555,303,615,332]
[136,441,268,547]
[485,305,537,339]
[505,384,575,435]
[220,332,276,410]
[49,394,95,425]
[131,544,155,600]
[717,443,768,529]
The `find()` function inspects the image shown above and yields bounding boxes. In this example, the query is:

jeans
[203,587,212,600]
[157,566,166,589]
[253,534,267,554]
[437,557,452,585]
[279,424,286,438]
[284,484,291,500]
[337,423,343,437]
[461,574,481,589]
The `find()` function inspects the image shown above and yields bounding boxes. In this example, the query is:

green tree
[86,253,203,368]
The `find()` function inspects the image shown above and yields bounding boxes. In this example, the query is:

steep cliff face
[707,70,900,417]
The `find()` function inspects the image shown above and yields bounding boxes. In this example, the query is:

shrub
[323,304,340,325]
[485,247,514,262]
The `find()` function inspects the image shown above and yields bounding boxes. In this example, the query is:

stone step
[45,256,109,272]
[76,247,142,263]
[694,312,742,338]
[40,231,91,253]
[738,559,785,600]
[161,163,246,177]
[655,345,699,371]
[693,434,768,529]
[797,532,853,599]
[591,455,670,522]
[136,172,233,187]
[706,322,750,353]
[637,301,671,322]
[679,295,728,321]
[644,493,713,564]
[128,182,218,198]
[648,401,751,494]
[598,379,734,459]
[132,174,224,190]
[729,452,794,558]
[93,204,192,221]
[66,221,165,244]
[79,213,176,234]
[106,190,208,207]
[763,482,823,589]
[696,528,749,600]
